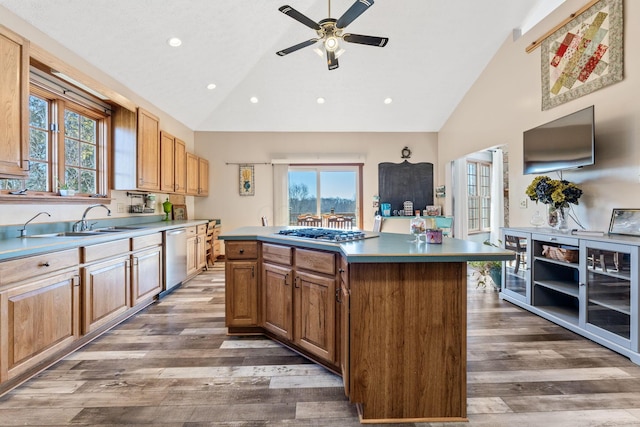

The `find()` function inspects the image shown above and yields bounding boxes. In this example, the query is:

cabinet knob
[40,262,50,267]
[338,268,344,273]
[239,248,244,254]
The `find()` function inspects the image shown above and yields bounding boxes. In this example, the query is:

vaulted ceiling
[0,0,564,132]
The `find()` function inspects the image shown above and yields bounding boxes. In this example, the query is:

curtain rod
[225,162,272,165]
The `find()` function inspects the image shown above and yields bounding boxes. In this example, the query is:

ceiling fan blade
[327,50,339,70]
[343,33,388,47]
[276,38,319,56]
[335,0,374,29]
[279,5,322,31]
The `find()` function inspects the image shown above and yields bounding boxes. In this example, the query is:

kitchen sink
[28,231,106,238]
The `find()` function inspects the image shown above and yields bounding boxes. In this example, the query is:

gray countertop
[221,226,514,263]
[0,219,208,261]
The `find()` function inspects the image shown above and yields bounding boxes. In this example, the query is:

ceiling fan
[276,0,389,70]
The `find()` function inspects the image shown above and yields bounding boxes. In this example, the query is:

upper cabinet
[186,153,209,197]
[160,131,175,193]
[0,26,29,178]
[136,108,160,191]
[174,138,186,194]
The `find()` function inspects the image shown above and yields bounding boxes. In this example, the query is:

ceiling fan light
[335,48,345,59]
[324,36,339,52]
[313,47,324,57]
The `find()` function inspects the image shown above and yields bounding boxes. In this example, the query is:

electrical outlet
[117,203,125,213]
[519,197,528,209]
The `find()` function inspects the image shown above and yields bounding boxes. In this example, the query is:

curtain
[272,164,289,226]
[452,158,468,239]
[490,149,504,245]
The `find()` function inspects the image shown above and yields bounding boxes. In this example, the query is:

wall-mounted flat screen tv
[523,105,594,175]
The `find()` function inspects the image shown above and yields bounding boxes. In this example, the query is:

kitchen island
[221,226,513,424]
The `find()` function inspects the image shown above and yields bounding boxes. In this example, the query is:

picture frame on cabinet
[608,209,640,236]
[172,204,187,220]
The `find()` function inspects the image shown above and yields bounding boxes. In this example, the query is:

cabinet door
[186,235,198,277]
[174,138,186,194]
[136,108,160,190]
[131,246,162,306]
[338,259,350,397]
[295,270,336,362]
[500,229,531,304]
[186,152,199,195]
[262,263,293,340]
[581,240,638,349]
[0,27,29,177]
[226,261,259,327]
[198,157,209,196]
[81,256,131,333]
[0,271,79,382]
[160,131,175,193]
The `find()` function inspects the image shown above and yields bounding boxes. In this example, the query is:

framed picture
[608,209,640,236]
[239,164,255,196]
[172,204,187,220]
[425,205,442,216]
[541,0,623,110]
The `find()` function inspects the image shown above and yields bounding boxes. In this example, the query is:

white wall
[438,0,640,231]
[193,132,438,232]
[0,6,197,226]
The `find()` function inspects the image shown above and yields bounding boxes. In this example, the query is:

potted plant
[525,176,582,230]
[57,180,75,196]
[469,260,502,290]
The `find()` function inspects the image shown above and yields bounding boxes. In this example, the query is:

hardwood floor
[2,263,640,426]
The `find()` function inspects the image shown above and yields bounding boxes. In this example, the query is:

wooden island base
[349,261,467,422]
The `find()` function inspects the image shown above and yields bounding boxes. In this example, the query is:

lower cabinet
[131,233,163,306]
[225,241,259,328]
[81,254,131,334]
[338,256,350,396]
[186,224,207,278]
[0,270,80,382]
[261,243,337,364]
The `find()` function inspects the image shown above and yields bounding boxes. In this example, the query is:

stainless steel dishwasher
[164,228,187,292]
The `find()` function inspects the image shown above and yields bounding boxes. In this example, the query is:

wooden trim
[29,43,136,111]
[525,0,600,53]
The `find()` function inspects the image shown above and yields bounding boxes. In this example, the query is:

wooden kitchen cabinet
[136,108,160,191]
[198,157,209,196]
[0,26,29,178]
[186,152,199,195]
[186,225,207,278]
[225,241,260,328]
[260,243,337,364]
[80,239,131,333]
[338,256,349,396]
[130,233,163,306]
[0,249,79,383]
[186,153,209,196]
[160,131,175,193]
[174,138,186,194]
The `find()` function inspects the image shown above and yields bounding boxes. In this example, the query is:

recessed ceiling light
[384,97,393,104]
[316,97,325,104]
[250,96,259,104]
[207,83,216,90]
[167,37,182,47]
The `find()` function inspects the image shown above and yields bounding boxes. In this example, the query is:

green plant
[468,239,502,290]
[57,179,69,190]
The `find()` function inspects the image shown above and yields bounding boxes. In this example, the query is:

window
[0,84,108,196]
[287,165,361,227]
[467,160,491,233]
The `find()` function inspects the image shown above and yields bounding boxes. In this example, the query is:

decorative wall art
[172,204,187,220]
[541,0,623,110]
[239,164,255,196]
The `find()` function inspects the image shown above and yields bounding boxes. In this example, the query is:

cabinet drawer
[225,241,258,260]
[296,249,335,275]
[186,226,197,237]
[0,249,79,285]
[132,232,162,251]
[532,233,579,247]
[81,239,130,264]
[263,243,293,266]
[197,224,207,235]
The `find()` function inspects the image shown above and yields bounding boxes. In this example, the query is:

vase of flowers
[526,176,582,232]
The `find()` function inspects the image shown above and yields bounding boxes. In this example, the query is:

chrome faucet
[74,204,111,232]
[19,211,51,237]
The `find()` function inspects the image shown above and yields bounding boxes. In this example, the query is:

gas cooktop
[277,228,369,242]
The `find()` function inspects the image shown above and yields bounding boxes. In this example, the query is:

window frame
[467,160,492,234]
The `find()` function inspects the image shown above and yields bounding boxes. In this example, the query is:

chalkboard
[378,161,434,213]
